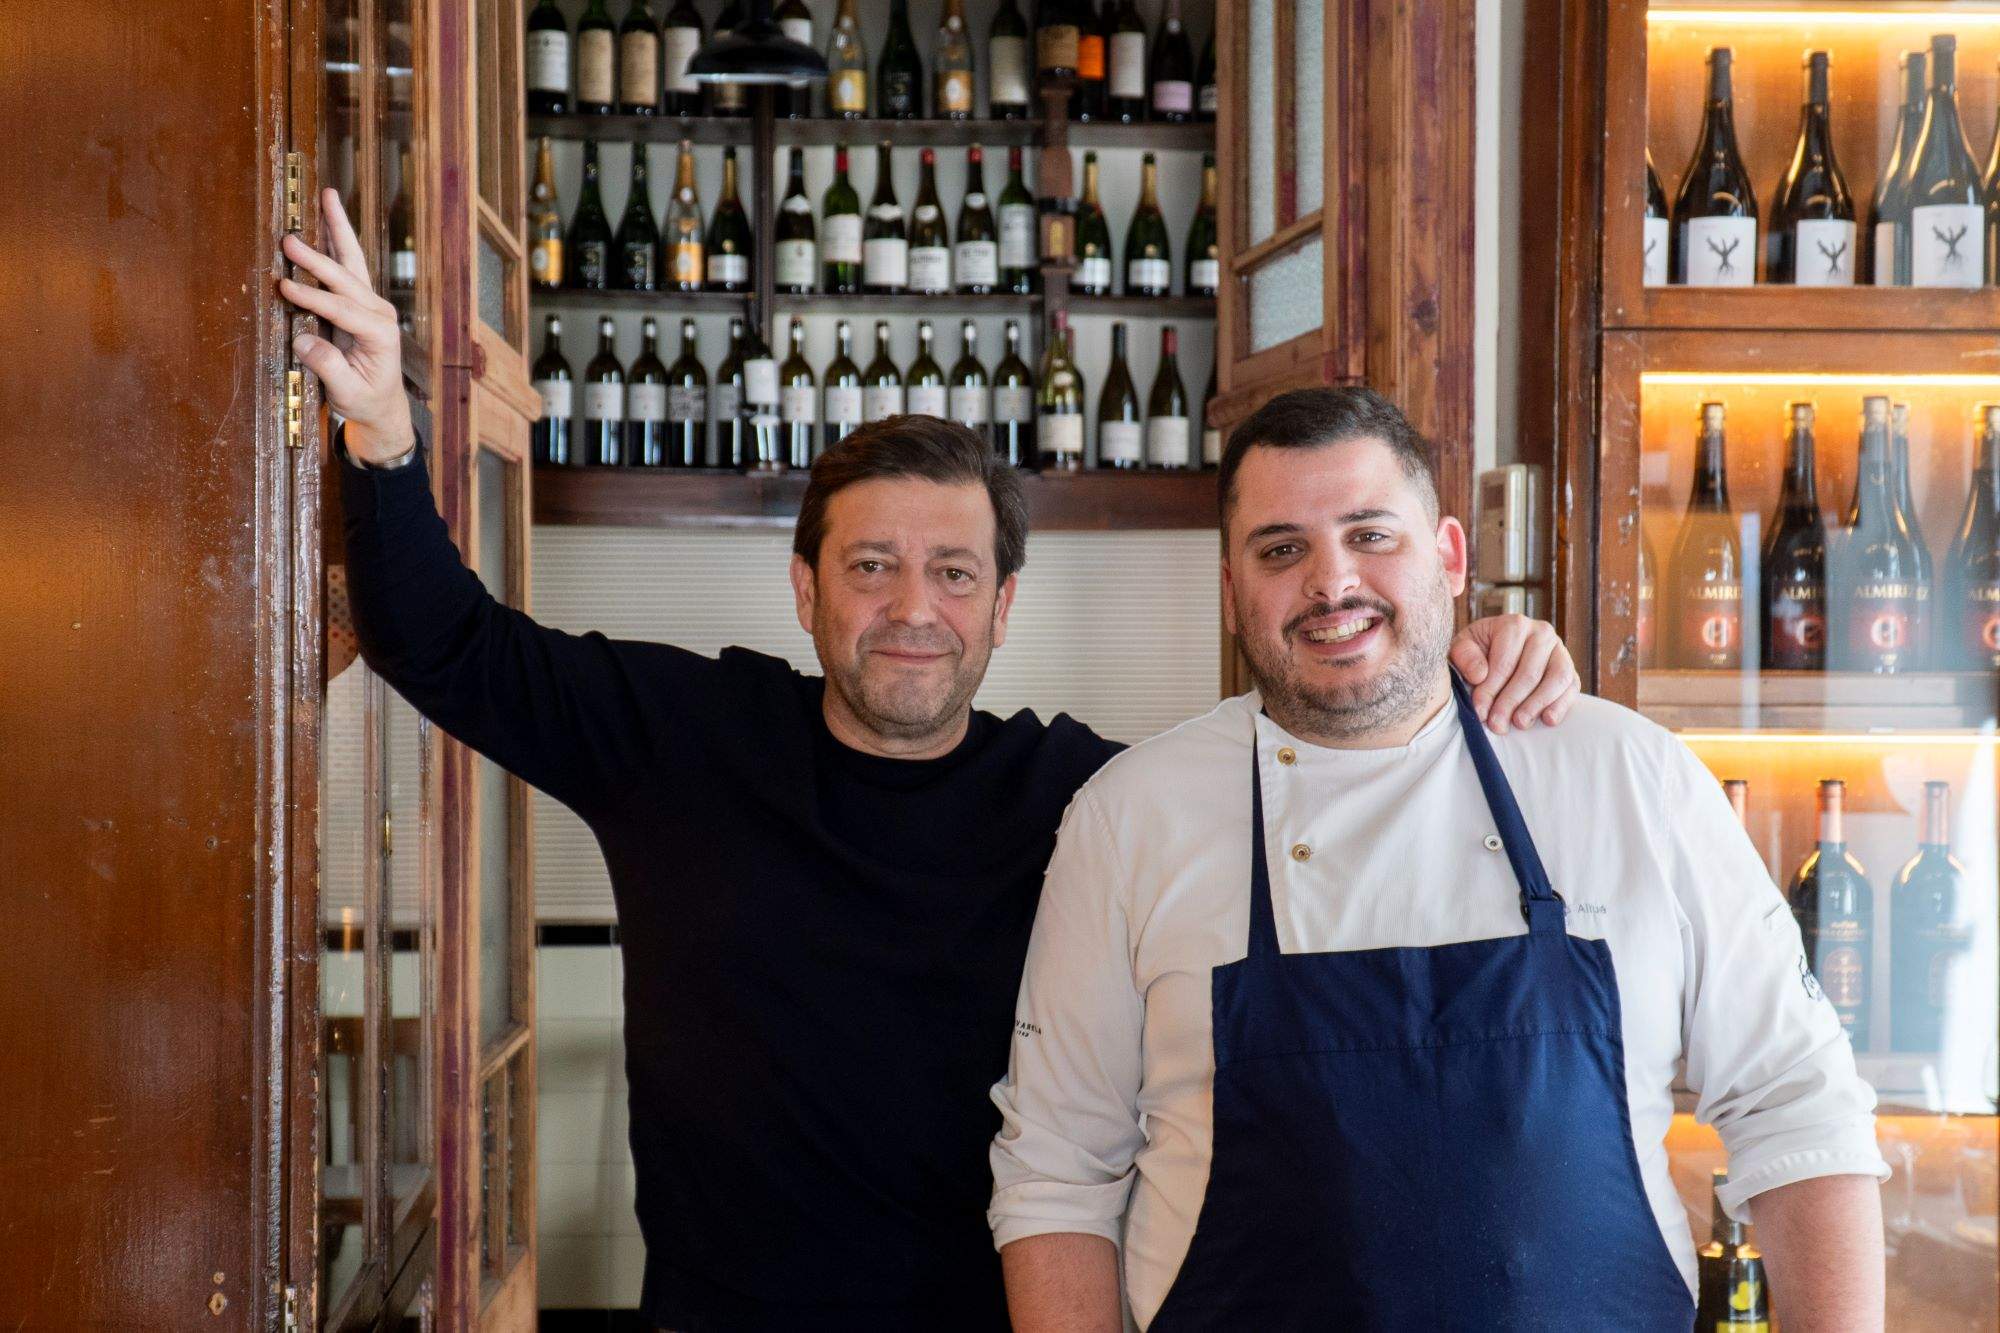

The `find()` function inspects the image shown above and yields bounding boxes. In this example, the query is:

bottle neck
[675,153,695,192]
[642,325,658,352]
[786,156,805,192]
[1691,430,1729,506]
[1200,165,1217,208]
[1922,785,1951,848]
[1112,326,1127,358]
[1782,426,1818,504]
[790,325,804,354]
[1140,164,1160,208]
[1160,330,1178,362]
[875,150,895,198]
[966,155,986,191]
[1819,788,1846,847]
[1854,427,1898,525]
[680,326,697,354]
[721,155,739,200]
[1083,160,1101,203]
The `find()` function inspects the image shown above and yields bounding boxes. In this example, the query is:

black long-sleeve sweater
[340,443,1120,1330]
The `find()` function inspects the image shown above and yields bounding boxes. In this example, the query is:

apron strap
[1448,671,1565,932]
[1245,739,1282,959]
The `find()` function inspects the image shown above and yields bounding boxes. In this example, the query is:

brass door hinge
[282,1285,299,1330]
[284,153,304,232]
[285,370,304,450]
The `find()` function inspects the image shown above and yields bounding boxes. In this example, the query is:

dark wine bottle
[1899,34,1985,288]
[878,0,923,120]
[993,319,1037,467]
[575,0,617,115]
[1196,29,1216,122]
[1077,1,1112,121]
[1098,322,1143,469]
[775,0,814,118]
[990,0,1032,120]
[706,147,752,292]
[775,148,817,295]
[778,317,816,471]
[1762,401,1828,670]
[1868,51,1926,286]
[714,318,748,469]
[530,136,564,291]
[1124,152,1173,296]
[707,1,748,117]
[1669,402,1743,669]
[565,139,614,291]
[1105,0,1147,125]
[907,320,948,419]
[1696,1171,1771,1333]
[1074,151,1113,295]
[1036,0,1082,108]
[1891,781,1970,1055]
[1150,0,1194,124]
[626,316,669,467]
[1038,310,1085,470]
[909,149,952,294]
[532,313,574,466]
[1200,362,1219,468]
[614,143,661,291]
[862,320,905,422]
[618,0,660,115]
[665,317,707,468]
[1186,153,1219,296]
[999,146,1039,294]
[526,0,570,116]
[949,320,990,434]
[665,138,704,292]
[1769,51,1855,286]
[660,0,704,116]
[1835,396,1922,672]
[863,142,909,294]
[934,0,974,121]
[1671,47,1758,286]
[823,320,864,452]
[822,146,863,294]
[1948,401,2000,667]
[956,146,999,294]
[1889,402,1934,665]
[1146,326,1192,469]
[1789,779,1874,1045]
[826,0,869,118]
[1642,150,1669,287]
[582,315,626,466]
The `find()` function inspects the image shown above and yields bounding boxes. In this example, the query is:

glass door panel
[385,686,432,1225]
[377,0,422,337]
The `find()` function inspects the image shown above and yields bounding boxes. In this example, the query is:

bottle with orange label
[1670,402,1744,669]
[665,139,704,294]
[1696,1169,1771,1332]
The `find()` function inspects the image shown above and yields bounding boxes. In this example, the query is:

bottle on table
[775,0,814,118]
[707,147,752,292]
[1098,322,1143,470]
[1768,51,1854,286]
[1672,47,1757,286]
[1891,781,1970,1056]
[823,321,864,452]
[822,146,863,295]
[1695,1170,1770,1331]
[778,317,816,471]
[909,150,953,295]
[1669,402,1744,669]
[863,321,905,422]
[990,0,1032,121]
[626,317,669,467]
[1105,0,1147,124]
[1889,402,1934,664]
[665,138,704,293]
[660,0,704,116]
[566,140,614,291]
[1761,401,1828,670]
[1868,50,1926,285]
[1200,363,1219,469]
[1835,396,1923,673]
[532,314,574,466]
[1146,326,1192,469]
[707,2,749,117]
[582,316,626,466]
[526,0,570,116]
[934,0,974,121]
[1150,0,1194,124]
[950,320,991,436]
[575,0,617,116]
[714,318,748,469]
[529,136,564,291]
[775,147,817,295]
[1187,153,1219,296]
[1038,310,1086,472]
[993,319,1037,467]
[1196,29,1216,122]
[878,0,923,120]
[1789,778,1874,1045]
[864,142,909,294]
[1947,401,2000,667]
[1125,152,1173,296]
[618,0,660,116]
[614,143,661,291]
[826,0,869,119]
[1074,151,1113,295]
[1898,34,1984,289]
[906,321,948,419]
[1642,150,1669,287]
[956,146,1000,294]
[665,318,707,468]
[999,146,1039,294]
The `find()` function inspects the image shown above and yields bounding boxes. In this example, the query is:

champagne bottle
[1769,52,1855,286]
[775,148,817,295]
[1670,402,1744,669]
[1637,523,1658,668]
[1836,396,1922,672]
[1125,152,1173,295]
[999,146,1039,294]
[949,320,990,433]
[1196,29,1217,122]
[575,0,617,115]
[823,320,864,452]
[1869,51,1926,286]
[822,146,863,294]
[530,137,564,291]
[775,0,814,119]
[1889,402,1934,665]
[779,317,816,471]
[990,0,1032,120]
[706,147,752,292]
[1891,781,1970,1055]
[1900,34,1985,289]
[1671,48,1758,286]
[532,314,574,466]
[955,146,1000,294]
[1643,150,1670,287]
[907,320,948,419]
[1098,322,1143,469]
[618,0,660,115]
[1146,326,1191,469]
[714,318,747,468]
[708,1,748,117]
[878,0,923,120]
[1761,402,1828,670]
[566,140,614,291]
[614,143,661,291]
[665,317,707,468]
[863,320,905,422]
[742,320,781,469]
[909,150,952,295]
[934,0,974,121]
[1150,0,1194,124]
[1106,0,1147,124]
[1200,363,1220,468]
[627,316,669,466]
[1789,778,1874,1044]
[526,0,570,116]
[1186,153,1219,296]
[1948,401,2000,667]
[665,139,704,292]
[582,316,626,466]
[994,319,1037,467]
[1038,310,1086,471]
[1695,1170,1770,1331]
[660,0,704,116]
[1074,151,1113,295]
[826,0,869,118]
[863,142,909,294]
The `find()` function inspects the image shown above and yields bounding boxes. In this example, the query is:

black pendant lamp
[688,0,827,86]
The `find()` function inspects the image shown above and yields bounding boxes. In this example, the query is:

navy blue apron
[1148,673,1694,1331]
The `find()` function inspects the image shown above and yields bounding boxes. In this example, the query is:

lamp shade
[688,8,828,86]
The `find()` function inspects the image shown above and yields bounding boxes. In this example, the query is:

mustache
[860,626,963,656]
[1284,598,1395,638]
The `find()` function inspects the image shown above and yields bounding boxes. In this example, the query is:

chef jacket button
[1483,833,1504,852]
[1276,747,1297,765]
[1290,842,1312,862]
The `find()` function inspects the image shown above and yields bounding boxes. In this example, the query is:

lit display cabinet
[1537,0,2000,1322]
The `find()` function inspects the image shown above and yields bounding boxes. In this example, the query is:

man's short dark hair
[794,415,1030,581]
[1218,386,1440,531]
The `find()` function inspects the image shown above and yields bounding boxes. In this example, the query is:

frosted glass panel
[1294,0,1324,216]
[1249,238,1324,352]
[478,230,506,336]
[1248,0,1276,244]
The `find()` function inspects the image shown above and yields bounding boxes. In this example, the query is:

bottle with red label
[1947,401,2000,667]
[1789,778,1873,1045]
[1761,401,1828,670]
[1670,402,1744,669]
[1834,396,1923,672]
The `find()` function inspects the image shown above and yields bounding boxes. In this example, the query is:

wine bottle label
[783,194,813,216]
[744,357,779,407]
[1202,426,1221,466]
[908,385,948,418]
[1037,25,1080,73]
[1675,581,1741,668]
[663,26,702,94]
[1110,33,1146,98]
[994,385,1034,423]
[991,36,1030,103]
[1873,221,1898,286]
[1199,82,1218,114]
[392,249,418,287]
[574,240,608,289]
[1766,581,1826,668]
[1909,203,1984,288]
[955,240,999,286]
[864,385,905,421]
[831,68,868,113]
[578,29,615,105]
[915,204,942,225]
[869,204,905,224]
[668,385,706,421]
[620,31,659,107]
[1789,218,1855,286]
[670,241,703,285]
[1964,582,2000,666]
[1077,34,1105,81]
[1815,933,1866,1022]
[628,382,667,422]
[1042,412,1084,455]
[823,213,863,264]
[531,238,562,285]
[1000,205,1038,269]
[781,17,812,44]
[527,30,569,94]
[536,378,573,420]
[1128,256,1172,292]
[707,253,749,285]
[864,238,909,287]
[1152,80,1193,114]
[782,384,818,424]
[909,246,952,292]
[1843,583,1918,670]
[1679,216,1755,286]
[621,242,656,289]
[1147,416,1191,466]
[1100,419,1143,463]
[776,239,818,288]
[583,382,625,422]
[880,71,918,112]
[939,70,974,114]
[713,383,742,421]
[950,384,990,424]
[1189,258,1219,293]
[825,385,863,424]
[713,76,746,111]
[1641,216,1668,286]
[1076,255,1112,291]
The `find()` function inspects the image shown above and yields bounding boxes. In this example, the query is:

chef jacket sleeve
[988,787,1149,1250]
[1664,735,1891,1221]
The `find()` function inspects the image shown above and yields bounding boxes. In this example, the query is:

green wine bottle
[1097,321,1143,469]
[566,139,614,291]
[1125,151,1172,296]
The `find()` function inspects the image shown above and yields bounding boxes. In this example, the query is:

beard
[1242,571,1455,742]
[817,610,993,743]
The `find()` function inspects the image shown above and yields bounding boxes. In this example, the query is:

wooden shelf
[528,112,753,145]
[527,288,1217,321]
[773,291,1040,315]
[1614,286,2000,335]
[528,112,1213,153]
[775,117,1038,148]
[531,288,750,314]
[1069,293,1217,318]
[1637,670,1998,733]
[531,464,1218,531]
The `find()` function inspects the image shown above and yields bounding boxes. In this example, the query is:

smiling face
[1222,436,1468,747]
[791,475,1016,757]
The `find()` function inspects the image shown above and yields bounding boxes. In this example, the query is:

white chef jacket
[988,690,1890,1326]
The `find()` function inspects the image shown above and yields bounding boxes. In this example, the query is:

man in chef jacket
[989,386,1890,1331]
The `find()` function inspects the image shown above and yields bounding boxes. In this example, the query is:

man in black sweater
[281,193,1581,1330]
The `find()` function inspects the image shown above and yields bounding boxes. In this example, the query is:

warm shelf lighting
[1649,8,2000,26]
[1679,730,1998,745]
[1642,371,2000,387]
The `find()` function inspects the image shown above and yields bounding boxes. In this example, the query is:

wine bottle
[706,147,752,292]
[1889,402,1934,665]
[1868,51,1926,286]
[1671,47,1758,287]
[532,314,574,467]
[714,318,747,469]
[779,317,816,471]
[907,321,948,419]
[614,143,661,291]
[530,136,564,291]
[582,316,626,466]
[935,0,974,121]
[775,148,817,295]
[1948,401,2000,667]
[775,0,813,119]
[1146,326,1192,469]
[826,0,869,118]
[1150,0,1194,124]
[1074,151,1113,295]
[994,319,1037,467]
[526,0,570,116]
[566,139,614,291]
[1723,779,1749,829]
[1039,310,1086,471]
[707,1,748,116]
[386,149,416,318]
[1762,401,1828,671]
[742,320,781,469]
[660,0,704,116]
[1789,778,1874,1044]
[1125,152,1173,296]
[863,320,905,422]
[1769,52,1855,286]
[1835,396,1922,673]
[949,320,990,433]
[1106,0,1147,124]
[1891,781,1970,1055]
[1196,30,1217,122]
[909,149,952,295]
[956,146,1000,294]
[627,316,669,467]
[1900,35,1985,289]
[575,0,617,115]
[1076,1,1111,121]
[1200,363,1219,468]
[1637,523,1658,668]
[618,0,660,115]
[999,146,1039,294]
[1669,402,1744,669]
[1037,0,1082,94]
[863,142,909,294]
[1695,1170,1770,1332]
[666,317,707,468]
[990,0,1032,120]
[1098,322,1142,469]
[878,0,923,120]
[823,320,864,452]
[1186,153,1219,296]
[1987,72,2000,282]
[822,146,863,294]
[665,138,704,292]
[1643,150,1670,287]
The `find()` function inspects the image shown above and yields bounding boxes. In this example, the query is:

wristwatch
[334,415,420,471]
